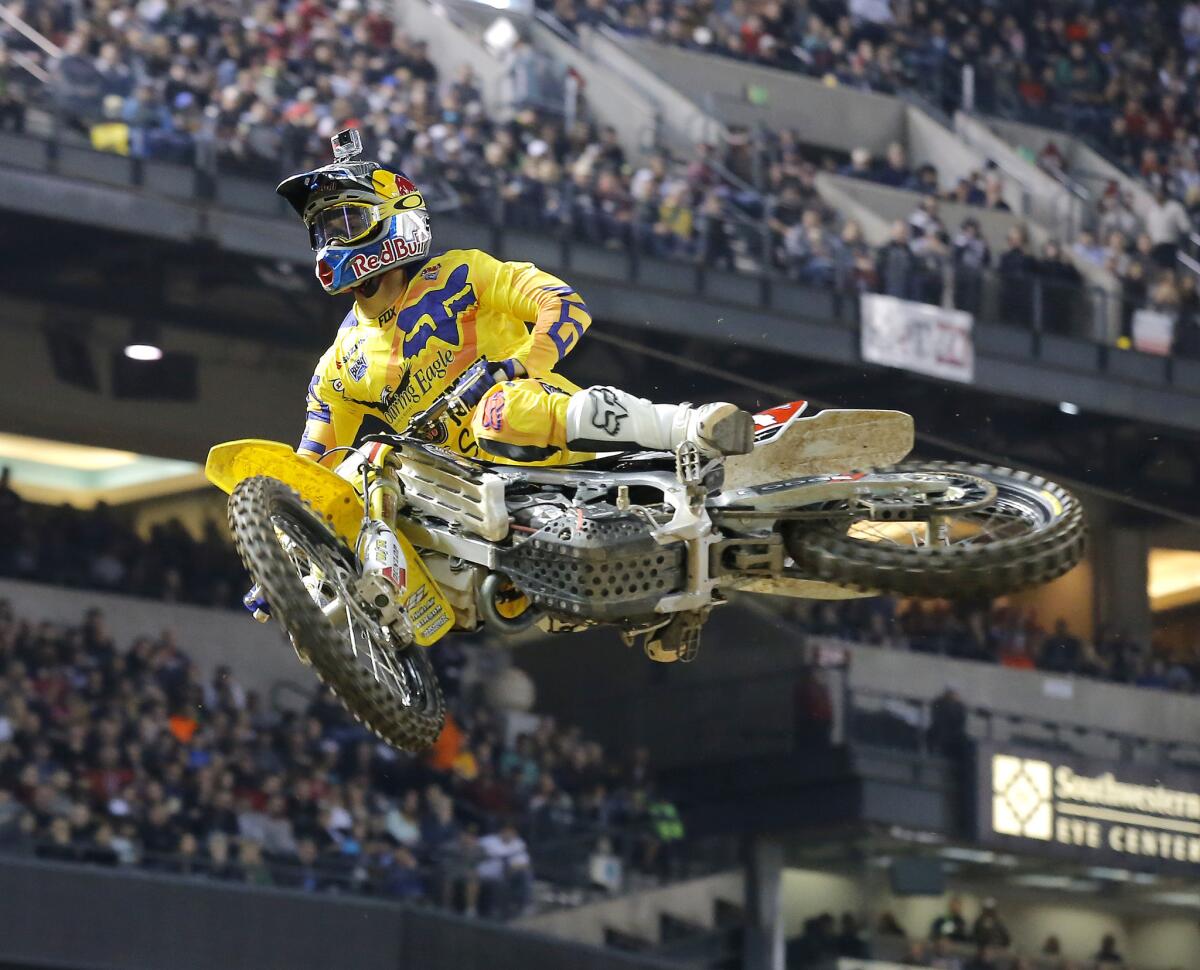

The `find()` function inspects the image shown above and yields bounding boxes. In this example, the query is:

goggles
[306,194,426,251]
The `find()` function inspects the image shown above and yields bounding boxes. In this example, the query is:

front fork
[334,445,408,629]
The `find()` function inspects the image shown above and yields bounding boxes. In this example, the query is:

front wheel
[785,462,1085,598]
[227,476,445,750]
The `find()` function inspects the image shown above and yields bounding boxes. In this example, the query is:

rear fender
[724,408,914,492]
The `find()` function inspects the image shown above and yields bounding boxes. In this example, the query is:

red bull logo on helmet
[349,236,423,279]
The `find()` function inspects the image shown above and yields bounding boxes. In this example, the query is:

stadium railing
[0,105,1180,355]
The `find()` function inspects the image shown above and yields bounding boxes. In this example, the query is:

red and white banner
[1131,308,1175,356]
[860,293,975,384]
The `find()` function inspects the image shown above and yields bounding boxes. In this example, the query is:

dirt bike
[206,367,1085,751]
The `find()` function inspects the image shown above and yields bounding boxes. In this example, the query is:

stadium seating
[8,0,1200,353]
[0,598,690,918]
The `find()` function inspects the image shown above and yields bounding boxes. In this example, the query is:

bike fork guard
[360,442,455,647]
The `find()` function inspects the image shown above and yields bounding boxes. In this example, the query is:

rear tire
[228,476,445,751]
[785,462,1085,598]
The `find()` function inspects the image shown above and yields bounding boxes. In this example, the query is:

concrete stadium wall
[986,117,1158,221]
[818,171,1043,253]
[953,112,1086,238]
[844,643,1200,751]
[0,855,678,970]
[391,0,511,115]
[531,20,661,157]
[580,28,721,155]
[903,108,1026,216]
[608,37,905,155]
[520,871,745,945]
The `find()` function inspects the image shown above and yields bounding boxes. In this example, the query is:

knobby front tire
[227,476,445,751]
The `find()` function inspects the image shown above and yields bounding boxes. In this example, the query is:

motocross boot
[566,387,755,457]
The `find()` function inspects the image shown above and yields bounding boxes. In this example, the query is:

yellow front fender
[206,439,364,546]
[206,439,456,646]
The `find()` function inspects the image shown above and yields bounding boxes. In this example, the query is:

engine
[496,493,686,623]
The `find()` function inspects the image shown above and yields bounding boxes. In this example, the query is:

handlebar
[402,357,500,437]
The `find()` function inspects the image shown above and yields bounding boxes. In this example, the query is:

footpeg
[675,441,703,487]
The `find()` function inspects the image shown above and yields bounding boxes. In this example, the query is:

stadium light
[124,321,163,362]
[1058,401,1080,415]
[124,343,163,362]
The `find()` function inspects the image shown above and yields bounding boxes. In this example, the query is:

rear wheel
[785,462,1085,598]
[228,476,445,750]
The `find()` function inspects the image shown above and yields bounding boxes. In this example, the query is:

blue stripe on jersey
[306,376,331,423]
[298,438,327,457]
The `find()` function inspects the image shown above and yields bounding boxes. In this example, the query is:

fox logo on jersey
[399,265,476,358]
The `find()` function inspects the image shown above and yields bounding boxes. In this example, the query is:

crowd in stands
[0,599,685,916]
[0,469,244,608]
[7,0,1200,350]
[547,0,1200,215]
[792,596,1194,694]
[1,472,1190,695]
[539,0,1200,351]
[787,895,1134,969]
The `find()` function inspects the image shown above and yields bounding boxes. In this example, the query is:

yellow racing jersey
[298,248,592,463]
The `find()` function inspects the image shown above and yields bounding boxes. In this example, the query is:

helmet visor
[308,203,380,251]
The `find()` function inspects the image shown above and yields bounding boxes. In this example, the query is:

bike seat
[362,434,673,477]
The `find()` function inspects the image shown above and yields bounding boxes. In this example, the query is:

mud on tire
[786,461,1086,599]
[228,476,444,750]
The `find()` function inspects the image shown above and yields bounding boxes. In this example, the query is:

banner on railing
[860,294,975,383]
[1131,308,1175,356]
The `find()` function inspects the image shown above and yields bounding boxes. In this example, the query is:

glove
[447,358,523,411]
[243,584,271,623]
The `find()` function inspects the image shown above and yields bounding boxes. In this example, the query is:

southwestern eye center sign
[977,743,1200,871]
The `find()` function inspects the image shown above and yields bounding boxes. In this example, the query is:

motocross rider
[246,129,753,617]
